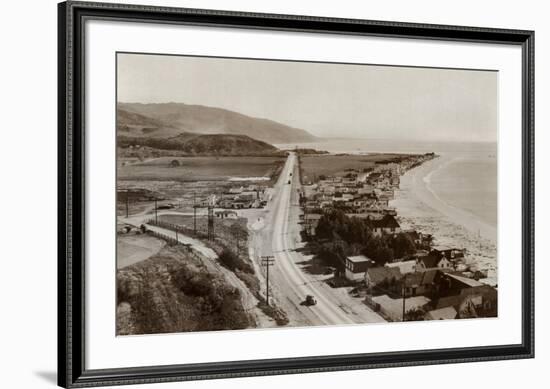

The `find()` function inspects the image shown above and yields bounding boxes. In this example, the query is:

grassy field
[300,153,411,183]
[118,156,286,182]
[117,234,165,269]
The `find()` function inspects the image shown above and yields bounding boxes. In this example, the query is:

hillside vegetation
[117,244,253,335]
[118,132,280,156]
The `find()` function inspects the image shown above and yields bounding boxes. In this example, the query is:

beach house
[365,266,403,293]
[414,252,453,271]
[367,214,401,236]
[344,255,374,282]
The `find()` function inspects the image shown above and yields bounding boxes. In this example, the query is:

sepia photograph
[115,52,498,336]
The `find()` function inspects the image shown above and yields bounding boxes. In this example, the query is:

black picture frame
[58,1,535,387]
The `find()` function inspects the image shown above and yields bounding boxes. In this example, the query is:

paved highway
[266,152,383,325]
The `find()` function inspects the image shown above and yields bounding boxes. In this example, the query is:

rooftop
[386,260,416,274]
[369,214,400,229]
[425,306,457,320]
[418,254,444,269]
[405,269,438,287]
[367,266,403,284]
[347,255,372,264]
[446,273,484,288]
[305,213,323,220]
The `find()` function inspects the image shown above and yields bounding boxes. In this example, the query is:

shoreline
[410,156,497,243]
[391,156,498,285]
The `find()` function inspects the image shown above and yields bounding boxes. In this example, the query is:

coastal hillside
[178,134,278,155]
[117,103,317,144]
[117,108,168,133]
[118,132,280,156]
[117,243,253,335]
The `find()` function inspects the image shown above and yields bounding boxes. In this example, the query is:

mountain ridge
[117,102,317,144]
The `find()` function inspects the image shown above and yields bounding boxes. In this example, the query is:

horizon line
[118,101,497,145]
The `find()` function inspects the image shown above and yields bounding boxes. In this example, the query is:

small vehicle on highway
[304,295,317,306]
[157,203,175,210]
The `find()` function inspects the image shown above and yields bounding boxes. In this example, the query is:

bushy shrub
[172,267,214,297]
[218,248,254,273]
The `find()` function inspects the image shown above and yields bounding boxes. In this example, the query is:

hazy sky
[117,53,497,142]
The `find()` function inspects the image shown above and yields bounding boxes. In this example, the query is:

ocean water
[427,152,497,228]
[276,138,496,155]
[278,139,498,284]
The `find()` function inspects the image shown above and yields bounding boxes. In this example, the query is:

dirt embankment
[116,243,253,335]
[155,215,289,326]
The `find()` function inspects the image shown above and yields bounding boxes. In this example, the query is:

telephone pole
[402,274,408,322]
[193,192,197,234]
[261,256,275,306]
[154,198,158,224]
[125,191,129,218]
[192,203,215,240]
[207,206,214,240]
[402,283,406,322]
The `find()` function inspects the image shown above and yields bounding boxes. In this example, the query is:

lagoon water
[277,138,498,284]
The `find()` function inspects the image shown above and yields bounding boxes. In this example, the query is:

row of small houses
[302,154,437,217]
[194,185,268,210]
[343,249,496,320]
[344,246,466,282]
[316,178,398,196]
[304,191,394,214]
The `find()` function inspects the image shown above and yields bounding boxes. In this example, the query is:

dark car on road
[304,295,317,306]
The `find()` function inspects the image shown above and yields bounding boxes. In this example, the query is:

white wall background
[0,0,545,388]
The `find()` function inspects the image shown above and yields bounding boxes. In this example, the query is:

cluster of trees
[315,210,416,268]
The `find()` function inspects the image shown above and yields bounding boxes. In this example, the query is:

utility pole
[402,274,407,322]
[303,202,309,237]
[192,203,215,239]
[193,205,197,235]
[193,192,197,234]
[125,191,129,218]
[207,206,214,240]
[175,227,178,244]
[261,256,275,306]
[154,199,158,224]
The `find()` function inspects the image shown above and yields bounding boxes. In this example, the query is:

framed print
[58,1,534,387]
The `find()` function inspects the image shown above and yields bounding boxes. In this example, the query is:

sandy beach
[391,155,498,286]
